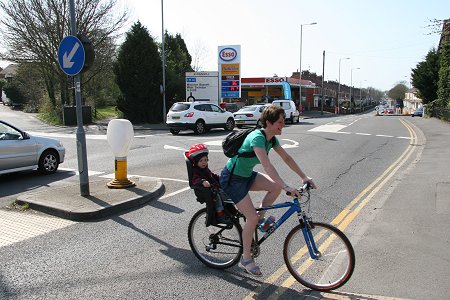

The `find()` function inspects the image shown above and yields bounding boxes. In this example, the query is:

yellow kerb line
[245,119,417,299]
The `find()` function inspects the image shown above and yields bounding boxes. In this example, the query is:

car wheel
[194,120,206,134]
[225,118,235,131]
[169,129,180,135]
[38,150,59,174]
[296,116,300,123]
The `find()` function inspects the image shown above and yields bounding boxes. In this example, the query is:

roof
[0,64,18,78]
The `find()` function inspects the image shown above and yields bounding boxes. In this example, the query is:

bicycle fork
[299,215,321,259]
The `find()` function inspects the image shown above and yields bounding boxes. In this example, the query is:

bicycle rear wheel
[188,208,243,269]
[283,222,355,291]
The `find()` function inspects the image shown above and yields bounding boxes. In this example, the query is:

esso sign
[265,77,286,83]
[219,48,237,61]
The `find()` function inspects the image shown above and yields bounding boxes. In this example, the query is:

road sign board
[58,36,85,76]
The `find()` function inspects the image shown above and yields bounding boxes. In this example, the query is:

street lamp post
[350,67,360,112]
[299,22,317,112]
[161,0,167,124]
[337,57,350,114]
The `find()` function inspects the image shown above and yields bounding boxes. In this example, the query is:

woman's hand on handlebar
[284,184,301,198]
[302,177,316,189]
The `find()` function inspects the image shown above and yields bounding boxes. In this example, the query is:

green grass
[93,106,119,121]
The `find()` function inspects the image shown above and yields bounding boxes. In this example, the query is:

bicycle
[187,182,355,291]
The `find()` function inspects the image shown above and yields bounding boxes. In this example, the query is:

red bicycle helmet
[187,143,209,161]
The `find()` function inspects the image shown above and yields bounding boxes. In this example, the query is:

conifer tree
[114,21,162,123]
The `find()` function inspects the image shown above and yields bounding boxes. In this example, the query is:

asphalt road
[1,104,449,299]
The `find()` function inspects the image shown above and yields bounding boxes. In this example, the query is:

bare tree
[0,0,127,112]
[190,40,210,72]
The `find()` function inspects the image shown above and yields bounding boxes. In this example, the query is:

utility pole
[321,50,325,115]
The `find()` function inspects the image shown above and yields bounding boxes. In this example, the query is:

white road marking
[58,168,104,176]
[309,123,411,140]
[160,187,191,199]
[308,124,347,132]
[376,134,394,138]
[0,210,75,248]
[164,145,188,151]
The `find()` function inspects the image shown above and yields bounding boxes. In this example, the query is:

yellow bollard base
[107,178,136,189]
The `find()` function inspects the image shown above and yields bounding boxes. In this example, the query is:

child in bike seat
[187,144,230,224]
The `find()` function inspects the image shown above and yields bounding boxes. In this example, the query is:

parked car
[411,107,423,117]
[271,100,300,124]
[166,101,235,135]
[384,107,394,114]
[233,104,267,128]
[0,120,65,175]
[375,105,386,115]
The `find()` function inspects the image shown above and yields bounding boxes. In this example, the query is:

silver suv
[166,101,235,135]
[271,100,300,124]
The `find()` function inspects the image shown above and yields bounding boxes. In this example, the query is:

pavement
[16,177,165,221]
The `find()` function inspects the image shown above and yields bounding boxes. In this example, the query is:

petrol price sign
[218,45,241,99]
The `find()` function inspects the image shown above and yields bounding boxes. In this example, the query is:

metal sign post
[57,0,90,196]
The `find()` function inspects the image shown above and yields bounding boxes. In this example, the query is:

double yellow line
[244,119,419,299]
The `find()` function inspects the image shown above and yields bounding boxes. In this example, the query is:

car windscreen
[170,103,190,112]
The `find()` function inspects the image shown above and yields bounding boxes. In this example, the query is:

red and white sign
[219,48,237,62]
[265,77,287,83]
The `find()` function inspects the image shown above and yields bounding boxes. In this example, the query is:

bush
[3,81,26,105]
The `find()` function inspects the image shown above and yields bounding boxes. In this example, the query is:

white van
[271,100,300,124]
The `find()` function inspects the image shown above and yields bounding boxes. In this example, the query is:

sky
[1,0,449,92]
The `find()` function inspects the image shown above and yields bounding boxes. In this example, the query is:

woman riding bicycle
[219,104,316,276]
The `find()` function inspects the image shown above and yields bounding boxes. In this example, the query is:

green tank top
[225,130,280,178]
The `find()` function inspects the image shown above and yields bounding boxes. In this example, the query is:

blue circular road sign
[58,35,85,76]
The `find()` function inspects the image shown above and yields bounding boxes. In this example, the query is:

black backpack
[222,127,259,158]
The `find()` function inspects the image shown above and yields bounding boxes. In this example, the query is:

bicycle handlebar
[286,182,312,197]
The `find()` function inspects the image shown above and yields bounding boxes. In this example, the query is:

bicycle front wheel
[283,222,355,291]
[188,208,243,269]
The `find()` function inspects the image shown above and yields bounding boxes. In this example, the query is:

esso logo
[219,48,237,62]
[265,77,286,83]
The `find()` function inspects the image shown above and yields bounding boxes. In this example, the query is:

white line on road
[58,168,104,176]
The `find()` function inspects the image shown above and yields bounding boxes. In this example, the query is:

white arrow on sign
[62,42,80,68]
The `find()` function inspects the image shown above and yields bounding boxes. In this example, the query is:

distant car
[384,107,394,114]
[375,105,386,115]
[271,100,300,124]
[166,101,235,135]
[0,120,65,175]
[233,104,267,128]
[411,107,423,117]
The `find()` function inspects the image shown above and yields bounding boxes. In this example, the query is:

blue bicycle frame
[255,197,321,259]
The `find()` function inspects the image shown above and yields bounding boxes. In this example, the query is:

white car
[0,120,65,175]
[166,101,235,135]
[271,100,300,124]
[233,104,267,128]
